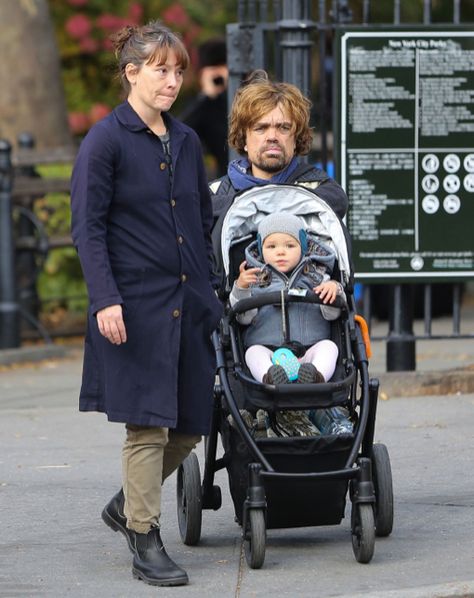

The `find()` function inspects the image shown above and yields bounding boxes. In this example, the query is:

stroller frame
[176,187,393,569]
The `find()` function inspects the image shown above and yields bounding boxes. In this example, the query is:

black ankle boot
[101,488,136,553]
[132,527,189,586]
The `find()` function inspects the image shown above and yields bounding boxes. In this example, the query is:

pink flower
[162,4,189,27]
[89,103,111,124]
[65,14,92,40]
[183,24,201,45]
[68,112,90,135]
[79,37,99,54]
[96,13,128,32]
[128,2,144,25]
[102,38,114,51]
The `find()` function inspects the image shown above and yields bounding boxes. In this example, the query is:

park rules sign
[336,28,474,282]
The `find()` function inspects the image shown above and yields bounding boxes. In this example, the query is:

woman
[71,21,222,587]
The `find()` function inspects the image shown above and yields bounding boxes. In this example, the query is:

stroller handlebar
[228,290,348,321]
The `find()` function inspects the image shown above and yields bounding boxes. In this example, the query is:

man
[210,70,347,213]
[210,70,349,289]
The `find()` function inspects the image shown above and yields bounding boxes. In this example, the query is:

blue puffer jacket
[230,234,342,348]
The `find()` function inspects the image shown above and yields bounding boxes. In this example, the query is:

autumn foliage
[49,0,234,137]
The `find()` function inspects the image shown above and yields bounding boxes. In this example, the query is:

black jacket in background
[180,91,228,177]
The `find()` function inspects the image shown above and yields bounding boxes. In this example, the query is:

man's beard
[252,148,289,174]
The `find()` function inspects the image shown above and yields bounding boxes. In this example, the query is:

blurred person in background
[180,37,228,178]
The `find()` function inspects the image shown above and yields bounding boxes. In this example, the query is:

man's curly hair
[228,70,313,156]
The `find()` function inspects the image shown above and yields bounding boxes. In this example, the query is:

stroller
[176,184,393,569]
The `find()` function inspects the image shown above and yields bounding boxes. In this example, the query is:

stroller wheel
[371,443,394,537]
[351,503,375,564]
[176,452,202,546]
[244,509,266,569]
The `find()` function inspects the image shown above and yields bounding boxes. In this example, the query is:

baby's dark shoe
[297,363,325,384]
[262,365,290,385]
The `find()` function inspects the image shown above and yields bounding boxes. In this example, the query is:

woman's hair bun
[110,25,138,57]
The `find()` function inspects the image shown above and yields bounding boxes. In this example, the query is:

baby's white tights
[245,339,339,383]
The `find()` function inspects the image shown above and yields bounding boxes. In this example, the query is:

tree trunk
[0,0,72,149]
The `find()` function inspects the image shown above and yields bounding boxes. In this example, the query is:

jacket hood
[220,184,351,284]
[244,233,335,286]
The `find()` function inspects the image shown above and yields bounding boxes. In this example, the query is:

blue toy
[272,347,300,382]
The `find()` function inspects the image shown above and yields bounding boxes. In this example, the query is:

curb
[344,580,474,598]
[0,344,68,366]
[374,364,474,398]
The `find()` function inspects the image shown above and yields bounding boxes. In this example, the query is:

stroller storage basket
[222,418,354,527]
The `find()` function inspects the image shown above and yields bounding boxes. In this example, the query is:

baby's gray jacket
[230,235,344,348]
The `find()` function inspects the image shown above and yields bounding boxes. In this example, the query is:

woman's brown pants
[122,425,201,533]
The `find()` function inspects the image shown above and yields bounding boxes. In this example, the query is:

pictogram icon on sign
[422,174,439,194]
[421,154,439,173]
[463,173,474,193]
[422,194,439,214]
[463,154,474,173]
[443,154,461,173]
[443,175,460,194]
[443,195,461,214]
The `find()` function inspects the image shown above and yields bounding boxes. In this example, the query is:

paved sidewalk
[1,339,474,596]
[1,306,474,597]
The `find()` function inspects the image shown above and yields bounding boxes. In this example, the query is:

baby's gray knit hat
[257,212,307,252]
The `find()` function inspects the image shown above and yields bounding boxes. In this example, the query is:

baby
[230,212,343,385]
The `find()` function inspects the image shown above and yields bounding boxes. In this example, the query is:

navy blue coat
[71,102,223,433]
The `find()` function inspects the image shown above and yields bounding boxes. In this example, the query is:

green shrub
[34,164,88,316]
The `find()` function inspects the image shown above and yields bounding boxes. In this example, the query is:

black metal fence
[0,136,77,348]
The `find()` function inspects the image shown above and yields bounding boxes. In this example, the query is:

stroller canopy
[220,184,352,284]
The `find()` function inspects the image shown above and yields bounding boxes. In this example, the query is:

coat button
[181,274,187,282]
[170,199,176,207]
[177,235,184,244]
[172,309,180,318]
[160,162,167,170]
